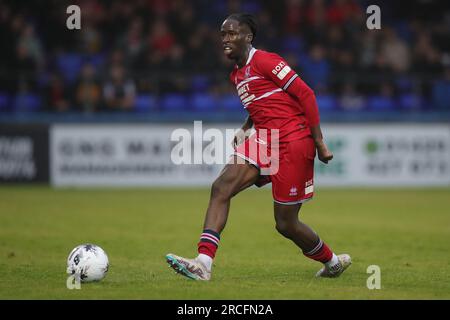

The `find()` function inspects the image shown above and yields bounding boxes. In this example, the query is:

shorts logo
[305,179,314,195]
[289,186,298,196]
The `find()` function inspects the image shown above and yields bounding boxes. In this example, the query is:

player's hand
[232,129,247,148]
[315,140,333,164]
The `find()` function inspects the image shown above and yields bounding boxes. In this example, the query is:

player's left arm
[255,53,333,163]
[285,76,333,164]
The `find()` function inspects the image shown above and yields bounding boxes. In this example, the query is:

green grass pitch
[0,186,449,299]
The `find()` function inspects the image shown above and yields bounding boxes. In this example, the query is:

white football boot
[316,254,352,278]
[166,253,211,281]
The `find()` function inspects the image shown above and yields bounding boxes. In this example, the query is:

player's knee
[275,220,293,239]
[211,177,234,201]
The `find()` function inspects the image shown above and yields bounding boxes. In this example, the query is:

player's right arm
[233,115,253,148]
[241,115,253,132]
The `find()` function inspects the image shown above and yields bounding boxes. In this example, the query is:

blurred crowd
[0,0,449,114]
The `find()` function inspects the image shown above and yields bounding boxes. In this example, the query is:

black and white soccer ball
[66,244,109,282]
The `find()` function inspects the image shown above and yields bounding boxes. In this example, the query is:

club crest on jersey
[245,66,251,78]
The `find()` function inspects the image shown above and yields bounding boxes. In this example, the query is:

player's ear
[246,33,253,43]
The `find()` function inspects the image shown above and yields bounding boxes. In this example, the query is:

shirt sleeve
[285,77,320,127]
[254,52,299,91]
[255,51,320,127]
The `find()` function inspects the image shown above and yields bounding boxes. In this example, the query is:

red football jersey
[230,47,314,143]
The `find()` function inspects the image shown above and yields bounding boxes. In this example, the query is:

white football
[66,244,109,282]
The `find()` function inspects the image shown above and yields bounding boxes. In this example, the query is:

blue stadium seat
[398,94,423,110]
[191,75,210,93]
[134,94,158,112]
[241,1,262,13]
[282,36,304,53]
[84,53,106,70]
[395,77,413,93]
[432,80,450,110]
[13,94,41,112]
[56,53,83,84]
[394,21,414,43]
[316,94,338,111]
[219,94,243,111]
[191,93,217,111]
[367,96,396,111]
[160,94,189,111]
[0,93,10,112]
[300,59,330,89]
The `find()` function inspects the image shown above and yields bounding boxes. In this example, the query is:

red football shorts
[234,133,315,205]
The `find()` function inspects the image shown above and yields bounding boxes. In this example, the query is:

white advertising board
[51,124,450,187]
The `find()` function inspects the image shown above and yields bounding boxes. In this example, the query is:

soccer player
[166,13,351,280]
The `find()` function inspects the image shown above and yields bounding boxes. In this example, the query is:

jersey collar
[246,47,257,65]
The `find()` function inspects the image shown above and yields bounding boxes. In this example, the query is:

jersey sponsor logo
[238,84,250,96]
[237,82,257,107]
[237,83,256,106]
[272,61,291,80]
[242,94,255,104]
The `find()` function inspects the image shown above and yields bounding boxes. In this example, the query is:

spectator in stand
[284,0,305,34]
[412,31,442,76]
[0,0,448,114]
[103,65,136,111]
[148,19,176,60]
[326,0,361,25]
[339,82,365,111]
[380,27,411,73]
[14,43,37,91]
[44,73,71,112]
[358,29,378,69]
[301,44,330,89]
[119,16,146,70]
[17,23,44,70]
[75,64,101,113]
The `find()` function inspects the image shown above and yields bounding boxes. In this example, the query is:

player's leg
[273,202,319,251]
[272,137,351,277]
[273,202,351,278]
[166,156,259,280]
[202,157,259,233]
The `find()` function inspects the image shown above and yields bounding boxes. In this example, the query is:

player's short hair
[226,13,257,42]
